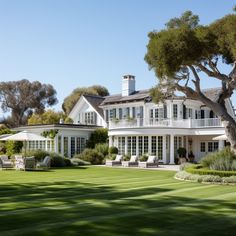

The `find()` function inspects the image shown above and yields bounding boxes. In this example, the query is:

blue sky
[0,0,235,115]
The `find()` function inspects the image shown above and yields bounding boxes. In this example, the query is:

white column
[136,136,139,156]
[61,136,64,156]
[109,136,113,147]
[162,135,167,164]
[148,136,152,155]
[170,134,175,164]
[219,140,224,150]
[186,136,189,158]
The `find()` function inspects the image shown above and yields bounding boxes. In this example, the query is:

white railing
[109,118,222,129]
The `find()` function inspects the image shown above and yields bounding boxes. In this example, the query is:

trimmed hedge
[185,164,236,177]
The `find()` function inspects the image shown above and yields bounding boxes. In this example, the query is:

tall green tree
[0,79,57,127]
[145,9,236,151]
[62,85,109,115]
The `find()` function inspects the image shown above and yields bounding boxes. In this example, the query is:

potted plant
[188,151,195,163]
[177,147,187,164]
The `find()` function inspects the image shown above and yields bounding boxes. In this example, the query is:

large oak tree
[145,10,236,151]
[0,79,58,127]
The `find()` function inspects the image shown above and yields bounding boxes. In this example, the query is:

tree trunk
[223,120,236,153]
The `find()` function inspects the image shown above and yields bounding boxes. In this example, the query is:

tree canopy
[0,79,57,127]
[145,9,236,150]
[62,85,109,115]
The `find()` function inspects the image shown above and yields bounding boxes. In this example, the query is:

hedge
[185,164,236,177]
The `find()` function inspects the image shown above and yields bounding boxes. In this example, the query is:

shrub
[222,176,236,184]
[64,158,72,166]
[179,162,193,171]
[49,153,66,167]
[25,150,49,161]
[86,128,108,148]
[185,164,236,177]
[123,154,131,161]
[0,142,6,154]
[139,154,148,162]
[201,147,236,171]
[109,146,118,155]
[106,153,117,160]
[71,157,91,166]
[6,140,23,156]
[74,148,104,165]
[177,147,187,157]
[95,143,109,157]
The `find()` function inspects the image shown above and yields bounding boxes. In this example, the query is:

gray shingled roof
[83,95,105,118]
[100,88,222,105]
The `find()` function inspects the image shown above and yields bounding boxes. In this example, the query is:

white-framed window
[200,142,206,152]
[85,112,96,125]
[173,104,178,119]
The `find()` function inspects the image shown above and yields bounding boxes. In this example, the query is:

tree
[0,79,58,127]
[86,128,108,148]
[62,85,109,115]
[28,109,64,125]
[145,10,236,151]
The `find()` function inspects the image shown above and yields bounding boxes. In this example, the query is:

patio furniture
[24,157,36,170]
[106,155,123,166]
[36,156,51,170]
[15,155,24,170]
[122,155,138,167]
[138,155,158,168]
[0,155,14,169]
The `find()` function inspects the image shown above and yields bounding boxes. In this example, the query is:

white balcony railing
[109,118,222,129]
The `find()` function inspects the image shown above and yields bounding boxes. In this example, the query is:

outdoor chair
[122,155,138,167]
[36,156,51,170]
[0,155,14,169]
[106,154,123,166]
[24,156,36,171]
[138,155,158,168]
[15,155,25,170]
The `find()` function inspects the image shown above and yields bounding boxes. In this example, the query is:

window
[119,108,122,119]
[64,137,68,157]
[132,137,136,155]
[154,109,159,119]
[127,137,131,154]
[138,136,143,155]
[85,112,96,124]
[105,110,109,122]
[200,142,206,152]
[151,136,157,155]
[125,107,130,118]
[173,104,178,119]
[144,136,148,153]
[164,105,167,119]
[150,109,153,119]
[71,137,75,157]
[158,136,163,160]
[58,136,61,154]
[208,142,213,152]
[132,107,136,118]
[118,137,125,155]
[213,142,219,151]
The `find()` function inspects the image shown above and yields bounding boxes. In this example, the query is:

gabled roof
[100,87,222,106]
[83,95,105,118]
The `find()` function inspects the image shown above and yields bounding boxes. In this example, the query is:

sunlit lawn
[0,166,235,236]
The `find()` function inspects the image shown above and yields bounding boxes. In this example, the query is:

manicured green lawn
[0,166,235,236]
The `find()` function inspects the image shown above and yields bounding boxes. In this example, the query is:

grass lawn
[0,166,235,236]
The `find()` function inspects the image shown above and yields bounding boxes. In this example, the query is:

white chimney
[122,74,135,97]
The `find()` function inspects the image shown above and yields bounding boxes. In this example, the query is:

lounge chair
[122,155,138,167]
[36,156,50,170]
[138,155,158,168]
[0,155,14,169]
[15,155,24,170]
[24,157,36,171]
[106,155,123,166]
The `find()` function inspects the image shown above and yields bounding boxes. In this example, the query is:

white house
[16,74,235,163]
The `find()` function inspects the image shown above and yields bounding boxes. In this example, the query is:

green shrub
[25,150,49,161]
[201,147,236,171]
[0,142,6,154]
[179,162,193,171]
[74,148,104,165]
[177,147,187,157]
[6,140,23,156]
[139,154,148,162]
[64,158,72,166]
[107,153,117,160]
[49,153,65,167]
[86,128,108,148]
[109,146,118,155]
[222,176,236,184]
[95,143,109,157]
[185,164,236,177]
[123,154,131,161]
[71,157,91,166]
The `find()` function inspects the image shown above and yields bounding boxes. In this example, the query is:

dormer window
[84,112,96,125]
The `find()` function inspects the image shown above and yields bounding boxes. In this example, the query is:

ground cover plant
[0,166,235,235]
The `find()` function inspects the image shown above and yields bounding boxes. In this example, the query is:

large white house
[16,75,235,163]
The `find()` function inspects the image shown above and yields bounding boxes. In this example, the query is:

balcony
[109,118,222,129]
